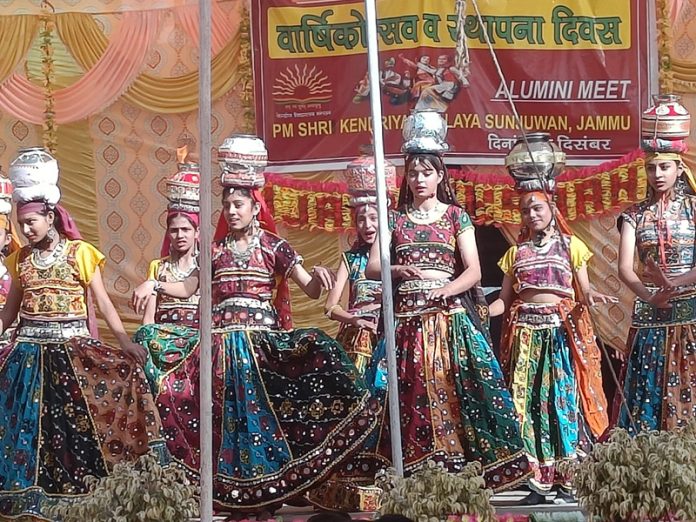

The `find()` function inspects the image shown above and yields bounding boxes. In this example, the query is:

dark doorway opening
[475,224,510,358]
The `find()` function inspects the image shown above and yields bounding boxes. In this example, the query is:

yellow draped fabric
[55,13,241,113]
[569,218,632,353]
[667,0,696,91]
[275,172,344,336]
[671,58,696,92]
[26,26,85,87]
[55,119,100,247]
[0,16,39,84]
[282,225,342,337]
[1,0,200,14]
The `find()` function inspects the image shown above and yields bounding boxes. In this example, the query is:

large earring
[676,176,687,195]
[47,227,56,241]
[253,215,260,233]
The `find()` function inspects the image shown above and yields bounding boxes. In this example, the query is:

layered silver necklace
[408,201,444,220]
[32,239,67,269]
[228,233,260,266]
[167,257,198,280]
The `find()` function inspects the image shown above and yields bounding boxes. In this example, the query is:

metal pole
[198,0,214,519]
[363,0,403,476]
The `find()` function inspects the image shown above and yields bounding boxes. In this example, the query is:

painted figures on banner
[353,52,468,112]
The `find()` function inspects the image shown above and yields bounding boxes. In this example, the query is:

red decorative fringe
[263,149,647,230]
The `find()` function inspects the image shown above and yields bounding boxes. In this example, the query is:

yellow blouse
[147,256,200,328]
[498,235,592,298]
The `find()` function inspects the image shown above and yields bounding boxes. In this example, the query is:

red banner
[251,0,652,171]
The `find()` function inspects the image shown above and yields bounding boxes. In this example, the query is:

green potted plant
[376,460,496,522]
[561,421,696,521]
[46,452,199,522]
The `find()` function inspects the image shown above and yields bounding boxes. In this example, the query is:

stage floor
[202,490,585,521]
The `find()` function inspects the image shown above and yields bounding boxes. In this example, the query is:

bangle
[148,279,162,293]
[325,304,342,318]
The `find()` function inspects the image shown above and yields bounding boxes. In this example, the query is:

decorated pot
[9,147,61,205]
[343,144,396,206]
[505,132,566,192]
[642,94,690,141]
[218,134,267,188]
[9,147,59,188]
[402,109,449,154]
[166,162,200,212]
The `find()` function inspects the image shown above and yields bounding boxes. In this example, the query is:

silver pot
[504,133,565,191]
[402,109,449,154]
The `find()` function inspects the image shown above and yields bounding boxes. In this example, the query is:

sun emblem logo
[272,64,332,105]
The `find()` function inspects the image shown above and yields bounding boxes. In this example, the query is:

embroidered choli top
[212,230,302,329]
[148,257,200,328]
[498,234,591,299]
[7,239,104,322]
[343,245,381,317]
[391,204,473,276]
[621,194,696,285]
[390,204,473,316]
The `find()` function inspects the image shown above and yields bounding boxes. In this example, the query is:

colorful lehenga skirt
[157,324,379,512]
[617,291,696,433]
[307,337,388,511]
[313,281,530,510]
[134,322,200,396]
[501,301,597,492]
[335,311,379,376]
[0,319,167,520]
[386,313,528,485]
